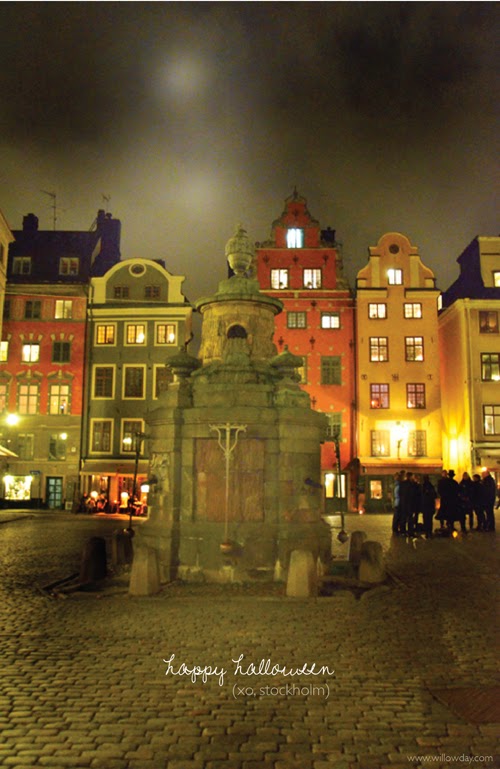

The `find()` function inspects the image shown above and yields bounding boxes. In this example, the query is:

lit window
[370,383,389,408]
[484,405,500,434]
[93,366,114,398]
[324,472,346,499]
[407,383,426,408]
[493,271,500,287]
[156,324,177,345]
[387,268,403,285]
[12,257,31,275]
[17,434,35,460]
[145,285,161,299]
[52,341,71,363]
[321,313,340,329]
[405,337,424,361]
[404,303,422,319]
[479,311,499,334]
[91,420,112,453]
[0,383,8,412]
[368,303,387,319]
[121,420,144,453]
[18,383,38,414]
[369,480,383,499]
[287,312,307,329]
[24,300,41,319]
[21,343,40,363]
[114,286,129,299]
[408,430,427,457]
[369,337,388,362]
[55,300,73,319]
[95,324,116,345]
[123,366,145,398]
[59,257,79,276]
[481,353,500,381]
[126,324,146,345]
[286,228,304,248]
[49,384,70,414]
[0,341,8,362]
[49,434,67,461]
[271,269,289,289]
[325,413,342,440]
[321,356,341,385]
[371,430,390,457]
[303,269,322,289]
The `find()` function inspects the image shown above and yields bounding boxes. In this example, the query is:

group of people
[392,468,498,538]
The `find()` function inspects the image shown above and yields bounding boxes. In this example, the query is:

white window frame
[286,228,304,248]
[55,299,73,319]
[155,322,177,346]
[12,257,32,275]
[21,343,40,363]
[125,323,146,345]
[92,365,116,399]
[387,268,403,285]
[271,269,289,289]
[90,419,113,454]
[95,323,117,346]
[121,419,145,454]
[122,364,146,400]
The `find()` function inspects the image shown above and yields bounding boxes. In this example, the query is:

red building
[255,190,356,512]
[0,211,121,507]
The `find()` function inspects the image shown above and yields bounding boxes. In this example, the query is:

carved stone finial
[225,224,254,277]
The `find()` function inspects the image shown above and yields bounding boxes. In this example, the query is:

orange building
[255,190,356,512]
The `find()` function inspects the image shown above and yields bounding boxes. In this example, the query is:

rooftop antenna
[102,194,111,213]
[41,190,57,230]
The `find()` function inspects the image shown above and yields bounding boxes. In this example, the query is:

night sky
[1,2,498,301]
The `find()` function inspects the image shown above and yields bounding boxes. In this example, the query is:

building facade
[254,190,356,512]
[355,232,442,512]
[438,236,500,480]
[80,257,193,511]
[0,211,121,507]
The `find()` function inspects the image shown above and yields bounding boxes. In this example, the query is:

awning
[0,445,18,457]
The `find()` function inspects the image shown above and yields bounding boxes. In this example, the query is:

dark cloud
[0,2,498,299]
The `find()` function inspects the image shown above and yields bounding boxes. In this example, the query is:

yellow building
[438,236,500,480]
[355,232,442,512]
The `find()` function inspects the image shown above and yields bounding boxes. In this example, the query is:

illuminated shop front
[3,474,33,501]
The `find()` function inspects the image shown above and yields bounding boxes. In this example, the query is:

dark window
[52,341,71,363]
[114,286,130,299]
[145,285,161,299]
[94,367,114,398]
[49,434,67,460]
[287,312,307,329]
[124,367,144,398]
[91,421,112,452]
[155,367,173,397]
[24,300,41,319]
[17,433,35,460]
[321,356,341,385]
[325,412,342,440]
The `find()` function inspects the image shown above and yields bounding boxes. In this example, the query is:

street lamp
[128,431,147,532]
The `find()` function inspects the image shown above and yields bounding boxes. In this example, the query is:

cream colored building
[438,236,500,479]
[355,232,442,511]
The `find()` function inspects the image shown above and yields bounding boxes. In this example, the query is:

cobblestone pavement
[0,510,498,769]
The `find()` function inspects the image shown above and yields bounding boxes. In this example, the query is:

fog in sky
[1,2,498,301]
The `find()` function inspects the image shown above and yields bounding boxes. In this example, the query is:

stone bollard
[129,544,161,596]
[358,540,386,584]
[349,530,367,567]
[286,549,317,598]
[79,537,107,583]
[112,529,134,567]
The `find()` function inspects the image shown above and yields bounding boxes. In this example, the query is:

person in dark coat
[409,474,423,533]
[458,471,473,532]
[481,469,497,532]
[470,473,485,530]
[421,475,437,538]
[399,471,415,536]
[392,470,405,534]
[446,470,460,530]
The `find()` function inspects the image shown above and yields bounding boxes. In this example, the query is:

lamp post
[125,431,147,532]
[332,429,348,542]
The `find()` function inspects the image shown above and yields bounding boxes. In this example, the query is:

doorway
[46,476,63,509]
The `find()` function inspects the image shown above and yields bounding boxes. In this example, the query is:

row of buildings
[0,191,498,513]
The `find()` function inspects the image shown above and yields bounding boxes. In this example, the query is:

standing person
[471,474,485,531]
[446,471,460,531]
[392,470,405,534]
[399,471,414,536]
[410,474,423,533]
[481,469,497,532]
[421,475,437,538]
[458,471,473,532]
